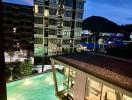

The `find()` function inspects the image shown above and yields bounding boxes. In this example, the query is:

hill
[83,16,132,33]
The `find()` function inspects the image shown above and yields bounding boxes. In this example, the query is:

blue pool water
[7,72,64,100]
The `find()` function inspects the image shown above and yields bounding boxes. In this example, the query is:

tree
[20,59,32,77]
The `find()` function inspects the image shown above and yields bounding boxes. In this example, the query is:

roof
[51,52,132,93]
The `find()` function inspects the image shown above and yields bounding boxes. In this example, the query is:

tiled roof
[51,52,132,93]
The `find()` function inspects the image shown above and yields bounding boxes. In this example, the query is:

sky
[2,0,33,6]
[2,0,132,25]
[84,0,132,25]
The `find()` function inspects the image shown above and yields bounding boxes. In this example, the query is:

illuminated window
[44,9,49,17]
[34,5,38,13]
[35,47,44,55]
[63,30,70,36]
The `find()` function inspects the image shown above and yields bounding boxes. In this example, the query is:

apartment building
[34,0,84,64]
[2,2,34,58]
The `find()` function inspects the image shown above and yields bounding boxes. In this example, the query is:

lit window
[34,5,38,13]
[44,9,49,17]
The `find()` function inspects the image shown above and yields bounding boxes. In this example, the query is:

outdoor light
[24,79,32,86]
[44,9,49,17]
[13,27,16,33]
[45,76,54,85]
[9,76,13,81]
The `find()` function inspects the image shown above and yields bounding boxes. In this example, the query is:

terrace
[50,51,132,100]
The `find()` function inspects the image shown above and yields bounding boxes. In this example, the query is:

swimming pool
[7,72,64,100]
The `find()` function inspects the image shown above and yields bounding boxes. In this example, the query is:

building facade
[51,52,132,100]
[2,2,34,57]
[2,2,34,78]
[34,0,84,64]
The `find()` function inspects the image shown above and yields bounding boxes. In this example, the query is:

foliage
[20,59,32,77]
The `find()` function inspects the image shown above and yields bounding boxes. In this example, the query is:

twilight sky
[84,0,132,25]
[2,0,132,25]
[2,0,34,6]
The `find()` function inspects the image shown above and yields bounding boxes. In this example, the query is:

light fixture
[13,27,16,33]
[24,79,32,86]
[35,5,38,13]
[44,9,49,17]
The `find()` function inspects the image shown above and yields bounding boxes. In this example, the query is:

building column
[100,84,103,100]
[51,60,58,94]
[115,91,122,100]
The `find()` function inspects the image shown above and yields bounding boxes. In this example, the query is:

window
[49,29,57,35]
[34,17,43,24]
[35,0,44,2]
[58,29,63,35]
[62,40,70,45]
[48,39,57,45]
[48,46,57,55]
[49,19,57,26]
[49,0,58,4]
[35,38,43,44]
[76,2,84,9]
[44,9,49,17]
[34,5,38,13]
[64,10,72,17]
[34,5,44,14]
[63,30,71,36]
[76,12,83,19]
[49,8,57,15]
[64,0,73,7]
[34,27,43,34]
[74,40,80,45]
[75,30,81,37]
[44,28,48,36]
[62,48,69,53]
[38,6,44,14]
[34,47,44,55]
[44,38,48,45]
[57,19,63,27]
[76,22,82,28]
[64,21,71,27]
